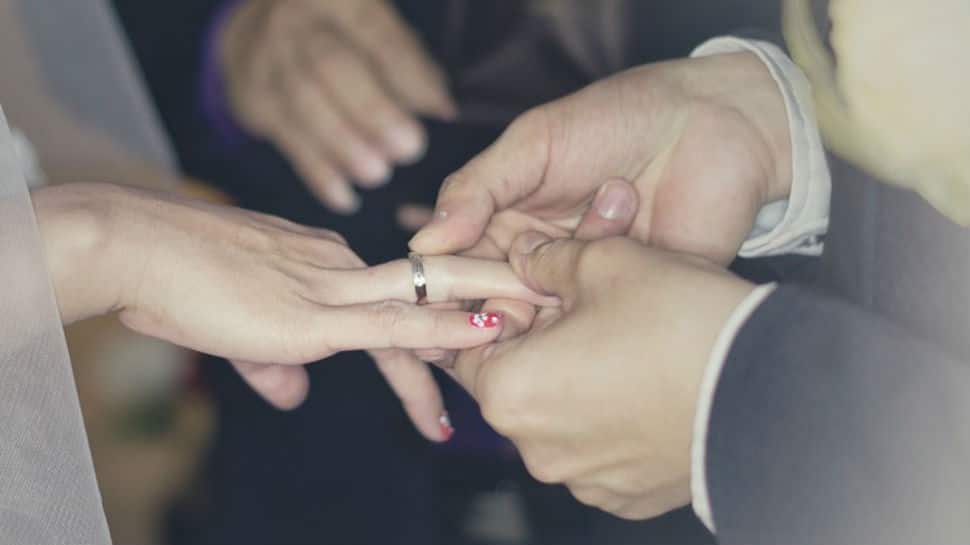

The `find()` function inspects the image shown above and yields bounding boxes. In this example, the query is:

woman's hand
[32,183,551,440]
[447,233,755,518]
[221,0,456,212]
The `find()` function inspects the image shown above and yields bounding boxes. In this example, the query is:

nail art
[439,412,455,441]
[469,312,502,329]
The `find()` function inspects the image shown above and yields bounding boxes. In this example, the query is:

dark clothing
[708,149,970,543]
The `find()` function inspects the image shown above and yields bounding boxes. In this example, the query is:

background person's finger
[316,255,559,307]
[326,0,457,119]
[369,349,450,442]
[266,117,360,213]
[230,360,310,410]
[396,203,434,232]
[306,33,426,163]
[573,178,639,241]
[282,45,391,188]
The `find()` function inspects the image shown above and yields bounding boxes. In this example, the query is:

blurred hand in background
[220,0,457,213]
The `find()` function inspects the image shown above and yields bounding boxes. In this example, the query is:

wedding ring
[408,252,428,305]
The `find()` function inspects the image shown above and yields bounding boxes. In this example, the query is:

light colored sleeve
[691,37,831,258]
[0,108,111,544]
[690,283,778,533]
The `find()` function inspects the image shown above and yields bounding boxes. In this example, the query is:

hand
[221,0,457,212]
[449,233,755,519]
[410,51,792,265]
[32,183,551,441]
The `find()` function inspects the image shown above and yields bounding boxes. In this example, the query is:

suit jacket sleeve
[705,285,970,545]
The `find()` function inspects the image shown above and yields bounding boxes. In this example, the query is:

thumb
[509,232,586,305]
[409,109,552,255]
[573,178,639,241]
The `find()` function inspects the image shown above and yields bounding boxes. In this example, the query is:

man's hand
[410,52,792,265]
[449,233,755,519]
[221,0,456,213]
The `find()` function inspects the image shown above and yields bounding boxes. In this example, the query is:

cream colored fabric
[0,1,187,541]
[784,0,970,225]
[0,107,111,544]
[0,0,175,189]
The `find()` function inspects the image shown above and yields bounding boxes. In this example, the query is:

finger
[396,204,434,232]
[369,349,451,442]
[480,298,536,341]
[230,360,310,410]
[319,304,505,351]
[306,33,426,163]
[327,0,457,119]
[318,255,560,307]
[408,109,551,255]
[509,232,585,305]
[282,38,392,188]
[448,332,523,398]
[267,117,360,213]
[414,348,447,362]
[573,178,639,241]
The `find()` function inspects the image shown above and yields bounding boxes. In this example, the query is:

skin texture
[411,51,792,366]
[31,183,552,441]
[410,51,792,266]
[220,0,457,213]
[450,233,755,520]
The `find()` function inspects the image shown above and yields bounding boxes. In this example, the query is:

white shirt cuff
[691,37,831,258]
[690,283,778,533]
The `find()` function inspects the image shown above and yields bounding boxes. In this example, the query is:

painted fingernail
[469,312,502,329]
[594,180,636,220]
[439,412,454,441]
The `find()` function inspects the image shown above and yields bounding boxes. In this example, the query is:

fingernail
[328,183,361,215]
[439,412,454,441]
[407,210,448,248]
[355,152,391,187]
[515,232,551,256]
[386,123,426,163]
[469,312,502,329]
[594,181,635,220]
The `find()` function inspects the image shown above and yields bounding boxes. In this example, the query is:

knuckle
[313,44,354,78]
[317,228,348,245]
[373,300,408,331]
[522,454,566,485]
[477,366,530,436]
[508,106,554,156]
[569,486,607,509]
[265,5,294,34]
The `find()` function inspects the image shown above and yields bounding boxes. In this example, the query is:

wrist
[32,183,130,323]
[693,51,793,204]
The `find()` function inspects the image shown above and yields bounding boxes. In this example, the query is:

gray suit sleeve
[705,285,970,545]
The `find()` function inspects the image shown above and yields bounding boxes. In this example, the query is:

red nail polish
[439,412,454,441]
[469,312,502,328]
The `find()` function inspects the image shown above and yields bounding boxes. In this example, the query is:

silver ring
[408,252,428,305]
